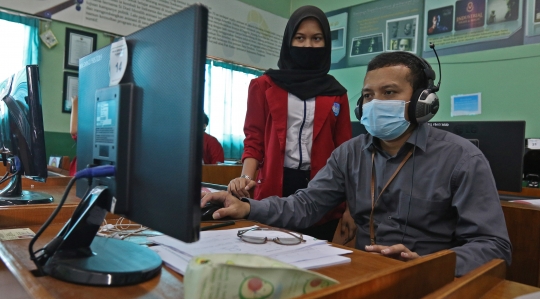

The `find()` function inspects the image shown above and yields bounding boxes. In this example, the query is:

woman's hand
[228,176,256,198]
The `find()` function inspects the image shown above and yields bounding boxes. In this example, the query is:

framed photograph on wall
[62,72,78,113]
[64,28,97,70]
[49,156,62,168]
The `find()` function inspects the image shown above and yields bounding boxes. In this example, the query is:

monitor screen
[40,4,208,286]
[0,65,52,205]
[429,121,525,192]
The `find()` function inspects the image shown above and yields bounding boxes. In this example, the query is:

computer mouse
[201,202,224,221]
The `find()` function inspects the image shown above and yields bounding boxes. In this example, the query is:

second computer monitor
[429,121,525,192]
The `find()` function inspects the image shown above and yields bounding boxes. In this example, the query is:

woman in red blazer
[228,6,352,241]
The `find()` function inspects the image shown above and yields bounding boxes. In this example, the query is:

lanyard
[369,148,413,245]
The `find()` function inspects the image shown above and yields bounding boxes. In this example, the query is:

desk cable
[97,218,152,241]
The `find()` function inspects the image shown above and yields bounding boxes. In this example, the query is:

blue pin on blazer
[332,103,340,116]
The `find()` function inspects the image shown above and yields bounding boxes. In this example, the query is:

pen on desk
[201,220,236,231]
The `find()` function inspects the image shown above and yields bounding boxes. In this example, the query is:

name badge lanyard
[369,148,413,245]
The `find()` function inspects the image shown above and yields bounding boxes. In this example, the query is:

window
[204,59,263,160]
[0,12,39,82]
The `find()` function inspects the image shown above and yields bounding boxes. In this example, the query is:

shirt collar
[362,123,429,153]
[406,123,428,152]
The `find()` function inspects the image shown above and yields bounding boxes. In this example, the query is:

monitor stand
[0,158,53,205]
[40,185,162,286]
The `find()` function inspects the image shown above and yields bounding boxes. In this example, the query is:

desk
[0,178,78,229]
[0,181,536,298]
[202,165,242,186]
[423,259,540,299]
[499,187,540,199]
[500,200,540,287]
[1,218,458,298]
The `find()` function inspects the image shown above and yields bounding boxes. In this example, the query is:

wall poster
[422,0,526,57]
[327,0,425,69]
[326,0,540,65]
[0,0,286,70]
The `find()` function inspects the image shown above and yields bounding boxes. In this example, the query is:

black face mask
[289,47,326,70]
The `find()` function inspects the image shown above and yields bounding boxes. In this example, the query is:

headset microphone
[429,43,441,93]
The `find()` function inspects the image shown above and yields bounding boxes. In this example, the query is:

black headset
[354,44,441,125]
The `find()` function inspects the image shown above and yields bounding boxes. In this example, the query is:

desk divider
[422,259,506,299]
[296,249,456,299]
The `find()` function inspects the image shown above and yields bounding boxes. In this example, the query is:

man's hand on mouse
[201,191,251,220]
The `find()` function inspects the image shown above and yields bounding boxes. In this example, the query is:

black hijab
[265,6,346,100]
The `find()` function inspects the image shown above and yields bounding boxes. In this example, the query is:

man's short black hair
[367,52,431,91]
[203,113,209,126]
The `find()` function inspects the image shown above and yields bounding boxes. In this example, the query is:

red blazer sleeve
[242,78,267,164]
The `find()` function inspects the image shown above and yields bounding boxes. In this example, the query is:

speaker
[354,52,440,124]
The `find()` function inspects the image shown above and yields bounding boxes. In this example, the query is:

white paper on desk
[292,255,351,270]
[271,245,352,264]
[510,199,540,207]
[201,187,220,193]
[148,226,327,258]
[149,245,191,275]
[0,228,35,241]
[153,244,352,275]
[514,291,540,299]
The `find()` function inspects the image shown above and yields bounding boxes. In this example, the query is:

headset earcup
[355,97,363,121]
[414,90,439,124]
[408,89,424,124]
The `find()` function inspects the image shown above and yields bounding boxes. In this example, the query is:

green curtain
[0,12,40,65]
[204,60,264,160]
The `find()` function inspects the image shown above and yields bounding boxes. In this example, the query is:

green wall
[38,1,288,159]
[38,0,540,160]
[291,0,540,138]
[38,20,111,159]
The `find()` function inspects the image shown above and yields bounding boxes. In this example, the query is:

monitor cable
[28,165,115,275]
[0,156,22,185]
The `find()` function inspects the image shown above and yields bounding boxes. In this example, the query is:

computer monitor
[429,121,526,192]
[0,65,52,205]
[37,4,208,286]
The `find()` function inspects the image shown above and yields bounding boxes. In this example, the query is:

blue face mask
[360,99,410,141]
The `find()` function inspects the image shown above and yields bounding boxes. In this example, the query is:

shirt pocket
[396,192,452,228]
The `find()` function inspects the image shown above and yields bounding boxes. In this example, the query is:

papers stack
[148,226,352,275]
[510,199,540,207]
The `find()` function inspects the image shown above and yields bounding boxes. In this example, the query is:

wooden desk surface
[0,217,459,299]
[0,221,409,299]
[1,179,538,298]
[0,178,79,229]
[499,187,540,198]
[202,164,242,186]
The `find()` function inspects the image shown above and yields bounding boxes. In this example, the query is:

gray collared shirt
[247,123,512,276]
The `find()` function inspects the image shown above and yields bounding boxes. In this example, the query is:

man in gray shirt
[203,52,511,277]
